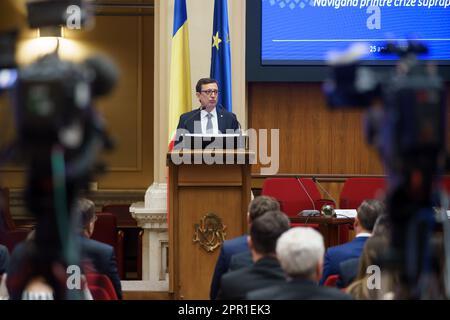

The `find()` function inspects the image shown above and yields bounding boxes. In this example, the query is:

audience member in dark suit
[77,198,122,299]
[0,244,9,274]
[217,211,290,300]
[337,214,392,288]
[210,196,280,300]
[229,250,253,272]
[320,199,385,285]
[247,227,351,300]
[337,258,359,289]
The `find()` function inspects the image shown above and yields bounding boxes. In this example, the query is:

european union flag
[210,0,232,112]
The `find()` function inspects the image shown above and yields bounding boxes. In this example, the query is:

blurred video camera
[323,41,448,298]
[0,0,118,299]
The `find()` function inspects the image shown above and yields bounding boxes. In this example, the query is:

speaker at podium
[175,133,248,150]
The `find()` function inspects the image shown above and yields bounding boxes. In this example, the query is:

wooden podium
[167,150,253,299]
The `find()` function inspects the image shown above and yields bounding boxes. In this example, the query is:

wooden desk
[290,216,354,248]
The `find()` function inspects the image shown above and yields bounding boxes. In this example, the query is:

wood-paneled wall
[0,6,154,190]
[248,82,384,175]
[249,82,450,203]
[249,82,450,175]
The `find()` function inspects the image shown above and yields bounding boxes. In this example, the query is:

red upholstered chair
[324,274,339,287]
[101,204,136,228]
[338,178,387,244]
[89,285,113,300]
[91,213,124,279]
[102,204,143,280]
[86,273,118,300]
[261,178,335,228]
[339,178,387,209]
[0,229,29,253]
[0,188,32,252]
[442,176,450,194]
[0,188,15,231]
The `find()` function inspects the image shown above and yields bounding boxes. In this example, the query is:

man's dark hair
[248,196,280,223]
[76,198,96,229]
[357,199,385,232]
[196,78,218,93]
[250,210,290,255]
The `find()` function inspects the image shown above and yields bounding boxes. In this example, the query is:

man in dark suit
[337,214,392,288]
[174,78,240,147]
[247,227,351,300]
[209,196,280,300]
[0,244,9,274]
[229,250,253,272]
[77,198,122,299]
[217,211,290,300]
[319,199,385,285]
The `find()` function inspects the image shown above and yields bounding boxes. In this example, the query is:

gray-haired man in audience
[217,211,290,300]
[247,227,352,300]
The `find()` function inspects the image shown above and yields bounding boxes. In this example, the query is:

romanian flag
[210,0,232,112]
[168,0,192,147]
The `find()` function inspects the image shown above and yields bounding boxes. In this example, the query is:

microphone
[297,178,321,217]
[312,177,338,207]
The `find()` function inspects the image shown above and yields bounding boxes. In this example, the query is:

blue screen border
[246,0,450,82]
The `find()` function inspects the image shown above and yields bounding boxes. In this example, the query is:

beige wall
[0,4,155,190]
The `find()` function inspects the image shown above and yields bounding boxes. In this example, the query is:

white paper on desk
[334,209,357,219]
[334,210,450,219]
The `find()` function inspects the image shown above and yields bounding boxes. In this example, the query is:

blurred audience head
[248,196,280,225]
[372,214,392,238]
[355,199,385,233]
[76,198,96,237]
[346,236,392,300]
[248,210,290,260]
[276,227,325,281]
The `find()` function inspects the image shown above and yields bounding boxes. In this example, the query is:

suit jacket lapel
[217,107,225,133]
[189,108,202,133]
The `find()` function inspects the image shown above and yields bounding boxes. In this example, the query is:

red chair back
[441,176,450,194]
[89,285,112,300]
[262,178,326,217]
[91,213,124,279]
[101,204,136,227]
[324,274,339,287]
[86,273,118,300]
[92,213,118,247]
[339,178,387,209]
[0,188,15,231]
[0,229,29,253]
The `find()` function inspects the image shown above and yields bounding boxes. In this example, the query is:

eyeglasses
[201,89,219,96]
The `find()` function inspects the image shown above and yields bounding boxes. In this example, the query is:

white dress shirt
[355,232,371,238]
[200,107,219,134]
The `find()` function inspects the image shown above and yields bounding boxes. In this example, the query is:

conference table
[289,216,355,248]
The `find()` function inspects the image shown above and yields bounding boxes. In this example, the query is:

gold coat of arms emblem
[193,213,226,252]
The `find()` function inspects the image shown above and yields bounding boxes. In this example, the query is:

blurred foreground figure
[0,0,117,299]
